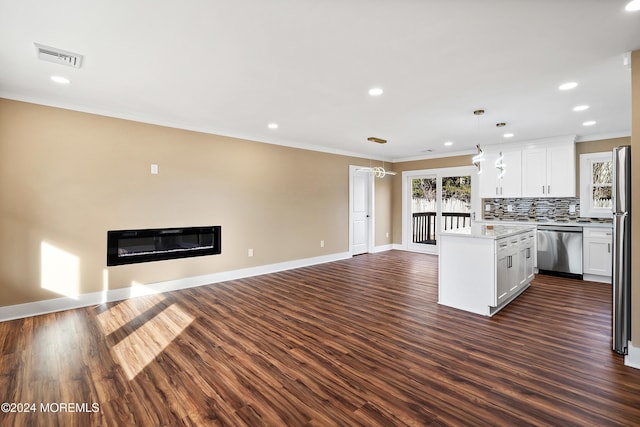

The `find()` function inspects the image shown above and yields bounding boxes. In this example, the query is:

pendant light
[471,109,486,174]
[494,122,507,178]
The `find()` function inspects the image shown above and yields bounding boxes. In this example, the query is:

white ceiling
[1,0,639,161]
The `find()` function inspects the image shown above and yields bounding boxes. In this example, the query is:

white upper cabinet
[477,136,575,199]
[522,141,575,197]
[500,150,523,197]
[478,149,522,198]
[478,150,501,198]
[521,147,547,197]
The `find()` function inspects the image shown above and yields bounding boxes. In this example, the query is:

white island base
[438,225,536,316]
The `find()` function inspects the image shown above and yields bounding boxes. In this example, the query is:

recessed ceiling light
[559,82,578,91]
[503,133,514,138]
[368,87,383,96]
[50,75,70,84]
[444,141,453,147]
[267,123,278,129]
[573,105,590,111]
[626,0,640,12]
[583,120,597,126]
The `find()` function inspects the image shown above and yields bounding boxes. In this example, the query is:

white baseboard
[373,244,393,253]
[582,273,612,284]
[625,341,640,370]
[0,251,351,322]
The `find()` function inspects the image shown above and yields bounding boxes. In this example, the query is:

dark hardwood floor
[1,250,640,426]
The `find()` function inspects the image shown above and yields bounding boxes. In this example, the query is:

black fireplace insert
[107,226,221,266]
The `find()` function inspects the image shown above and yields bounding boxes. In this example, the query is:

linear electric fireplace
[107,226,221,266]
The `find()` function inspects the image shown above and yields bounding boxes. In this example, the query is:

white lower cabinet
[583,227,613,282]
[519,231,536,285]
[496,246,511,305]
[496,236,520,306]
[439,226,536,316]
[496,232,535,306]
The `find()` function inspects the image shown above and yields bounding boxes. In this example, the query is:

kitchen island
[438,224,537,316]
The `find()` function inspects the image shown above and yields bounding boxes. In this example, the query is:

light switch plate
[150,164,159,174]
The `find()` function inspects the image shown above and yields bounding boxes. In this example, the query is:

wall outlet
[569,204,576,214]
[485,204,491,212]
[150,164,159,174]
[507,205,513,212]
[248,248,254,257]
[320,240,324,248]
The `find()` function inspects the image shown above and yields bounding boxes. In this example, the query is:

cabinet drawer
[584,228,613,239]
[497,239,510,256]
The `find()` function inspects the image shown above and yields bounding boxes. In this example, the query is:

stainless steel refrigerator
[612,145,631,355]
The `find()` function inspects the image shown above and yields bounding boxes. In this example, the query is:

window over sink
[579,152,613,218]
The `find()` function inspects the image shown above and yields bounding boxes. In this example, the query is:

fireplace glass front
[107,226,221,266]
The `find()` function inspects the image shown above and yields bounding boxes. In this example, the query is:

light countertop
[439,224,536,240]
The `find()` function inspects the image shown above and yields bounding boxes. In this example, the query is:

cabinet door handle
[496,186,499,195]
[608,243,611,253]
[548,185,551,194]
[542,185,545,194]
[500,187,503,195]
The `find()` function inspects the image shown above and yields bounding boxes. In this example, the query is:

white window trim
[579,151,613,218]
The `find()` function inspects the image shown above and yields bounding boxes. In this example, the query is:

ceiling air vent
[367,137,387,144]
[34,43,83,68]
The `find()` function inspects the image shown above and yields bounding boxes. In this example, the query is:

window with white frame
[579,152,613,218]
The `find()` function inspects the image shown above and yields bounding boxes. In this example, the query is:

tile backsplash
[482,197,612,224]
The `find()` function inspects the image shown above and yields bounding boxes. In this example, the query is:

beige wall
[374,171,394,246]
[0,99,392,307]
[631,50,640,346]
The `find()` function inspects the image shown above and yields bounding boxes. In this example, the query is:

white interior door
[350,166,372,255]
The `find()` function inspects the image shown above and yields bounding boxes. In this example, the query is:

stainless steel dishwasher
[537,225,583,278]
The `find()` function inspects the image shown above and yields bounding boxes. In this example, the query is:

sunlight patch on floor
[96,292,167,336]
[110,303,194,380]
[96,293,194,380]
